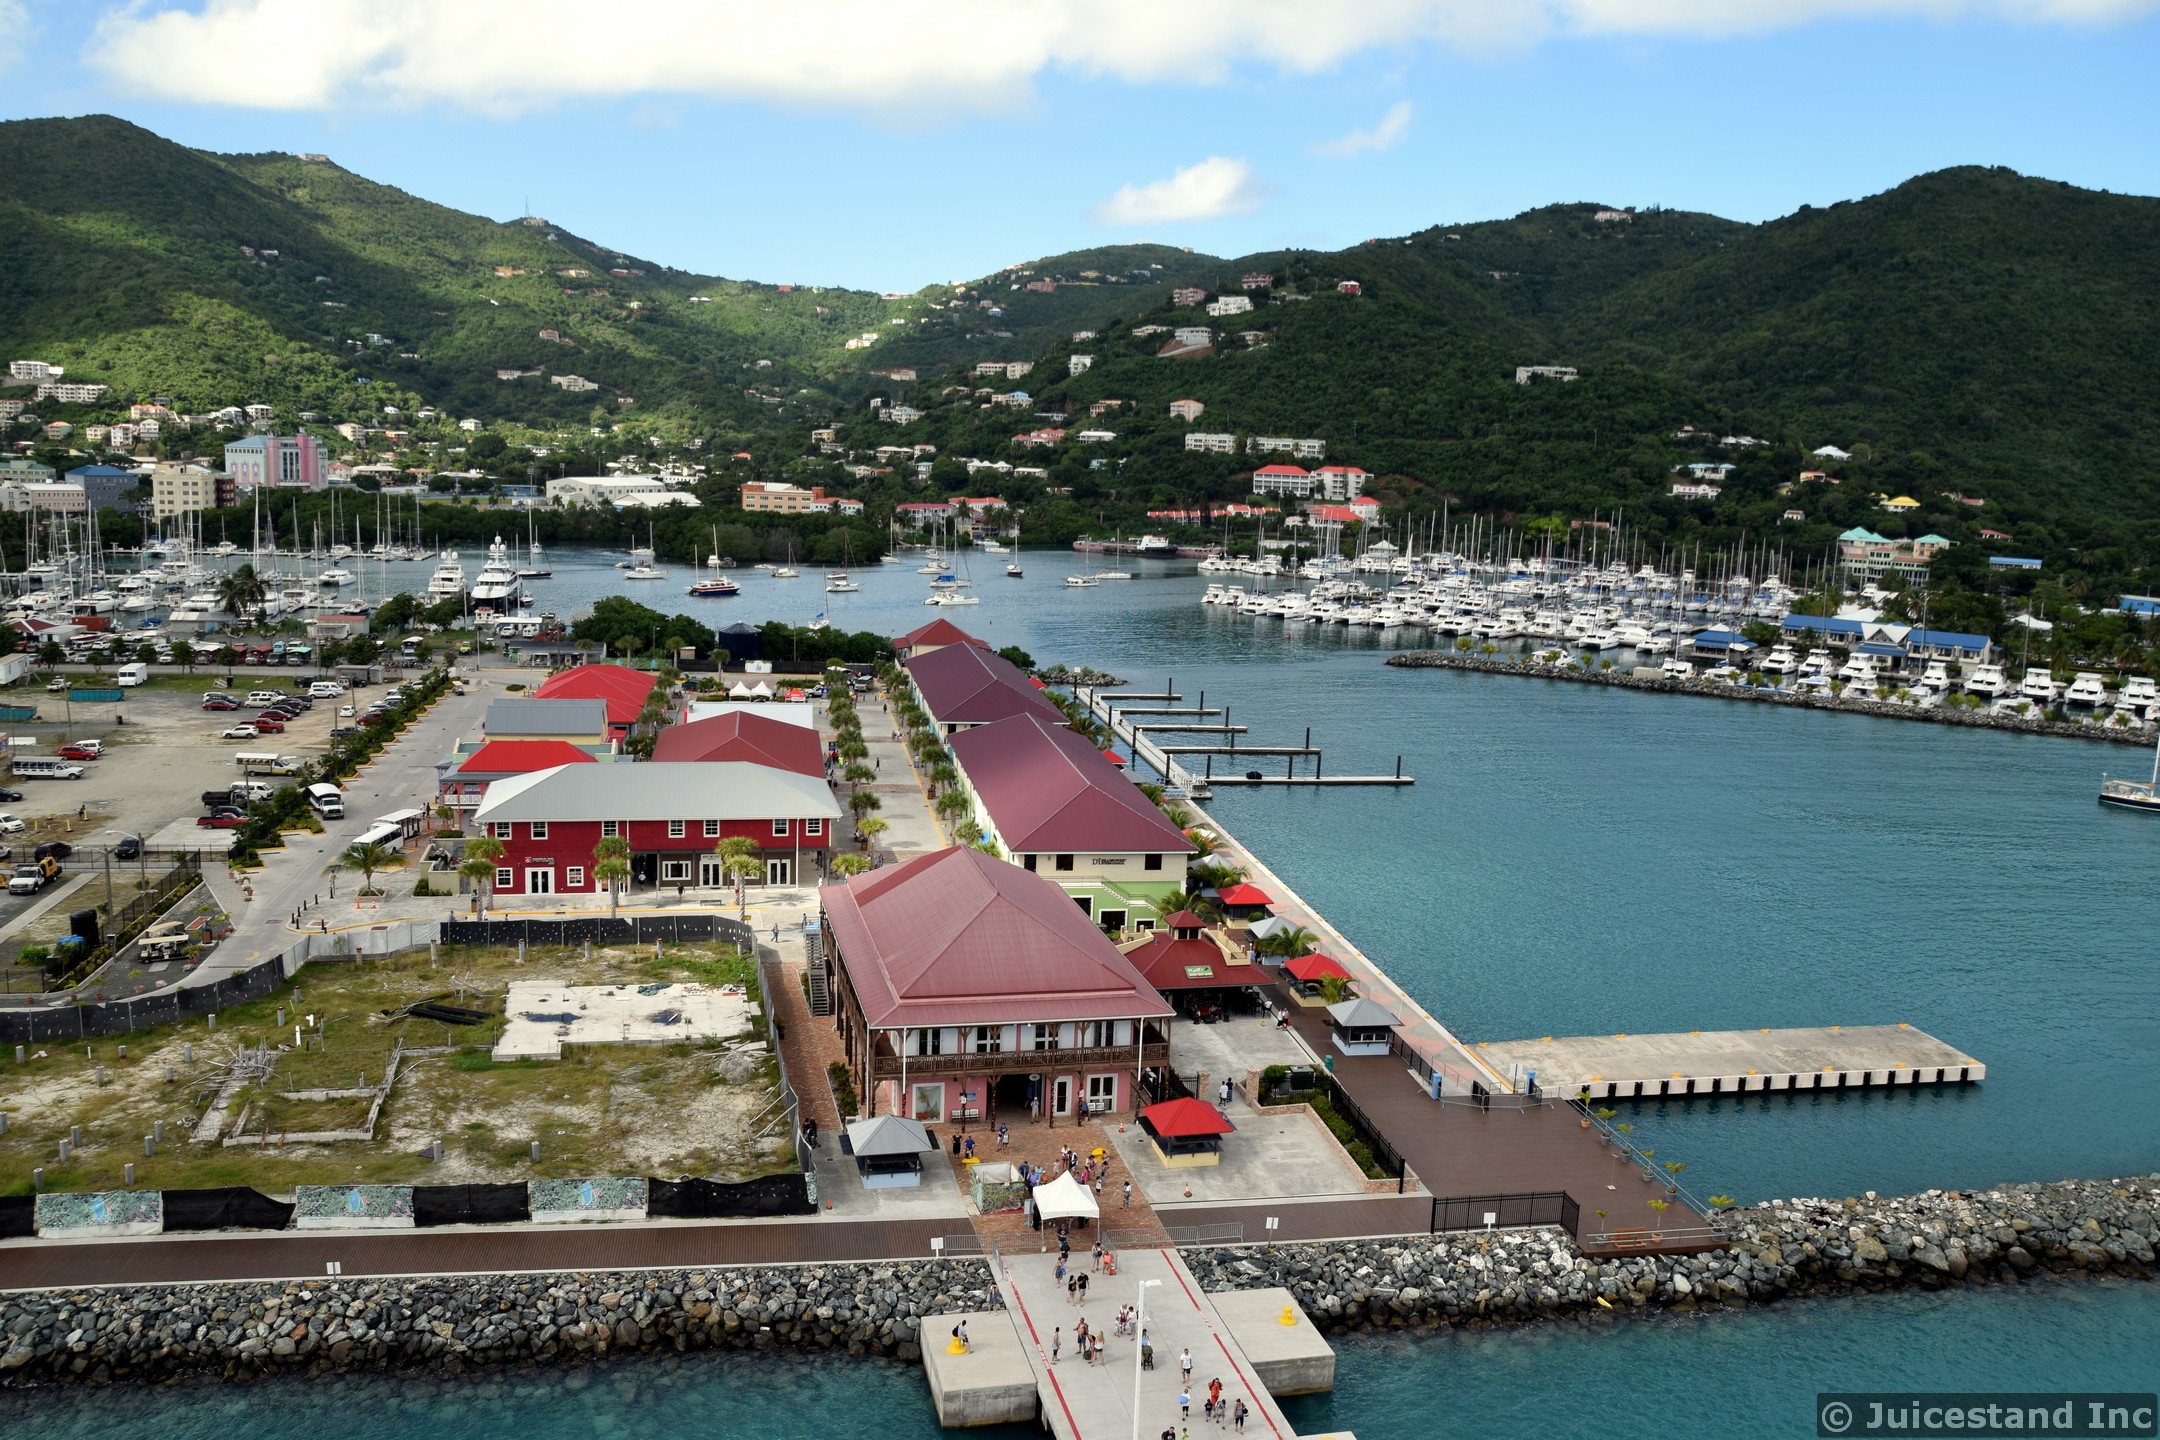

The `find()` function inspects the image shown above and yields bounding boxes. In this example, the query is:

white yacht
[469,537,524,610]
[622,563,667,581]
[317,567,356,588]
[772,566,800,579]
[426,551,466,600]
[2121,677,2159,710]
[825,572,860,593]
[1064,574,1099,589]
[2063,672,2109,707]
[2018,668,2060,703]
[1965,664,2008,697]
[1758,645,1798,675]
[1094,568,1134,581]
[1837,655,1879,685]
[1920,661,1951,689]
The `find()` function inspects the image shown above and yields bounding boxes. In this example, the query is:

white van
[246,690,284,706]
[116,662,149,687]
[308,681,345,699]
[305,782,346,819]
[11,756,86,780]
[233,752,299,775]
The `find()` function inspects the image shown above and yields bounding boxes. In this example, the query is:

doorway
[766,857,793,886]
[1051,1076,1071,1118]
[526,868,553,895]
[700,858,725,888]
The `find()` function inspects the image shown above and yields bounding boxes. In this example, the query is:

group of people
[1169,1376,1250,1432]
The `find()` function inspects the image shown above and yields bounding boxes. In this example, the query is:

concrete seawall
[1384,652,2156,747]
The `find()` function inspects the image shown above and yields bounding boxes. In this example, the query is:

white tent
[1031,1170,1100,1222]
[728,681,754,699]
[1246,916,1298,941]
[749,680,775,699]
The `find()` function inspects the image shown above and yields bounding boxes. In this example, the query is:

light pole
[1130,1277,1161,1440]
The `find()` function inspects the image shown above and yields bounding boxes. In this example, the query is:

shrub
[827,1059,858,1118]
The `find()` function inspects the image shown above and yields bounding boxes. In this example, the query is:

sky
[2,0,2157,292]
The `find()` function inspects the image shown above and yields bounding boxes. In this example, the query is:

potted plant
[1664,1161,1687,1195]
[1576,1089,1593,1127]
[1637,1148,1657,1182]
[1646,1197,1670,1241]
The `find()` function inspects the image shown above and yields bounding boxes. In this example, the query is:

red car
[197,810,247,828]
[56,745,99,761]
[250,716,287,733]
[201,697,239,711]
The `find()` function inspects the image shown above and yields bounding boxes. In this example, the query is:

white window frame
[601,820,619,838]
[1086,1073,1118,1110]
[668,819,685,839]
[566,866,585,888]
[703,819,720,838]
[491,822,511,839]
[494,867,514,890]
[771,818,790,837]
[661,859,692,882]
[529,820,548,840]
[805,817,823,837]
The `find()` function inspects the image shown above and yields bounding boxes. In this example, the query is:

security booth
[1138,1097,1234,1167]
[842,1114,935,1189]
[1326,997,1399,1057]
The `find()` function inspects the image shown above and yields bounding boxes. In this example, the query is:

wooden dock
[1477,1024,1986,1101]
[1204,774,1414,786]
[1160,745,1322,757]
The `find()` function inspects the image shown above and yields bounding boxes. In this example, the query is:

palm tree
[842,761,876,788]
[848,790,883,823]
[593,835,633,916]
[1188,858,1246,894]
[830,851,872,878]
[1256,924,1318,959]
[856,816,888,852]
[462,834,505,909]
[934,790,969,825]
[217,564,270,618]
[332,841,406,897]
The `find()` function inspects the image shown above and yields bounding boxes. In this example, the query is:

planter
[1641,1171,1655,1183]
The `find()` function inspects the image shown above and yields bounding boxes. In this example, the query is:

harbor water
[23,547,2153,1434]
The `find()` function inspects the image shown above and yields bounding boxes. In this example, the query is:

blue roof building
[1989,556,2042,571]
[1780,614,1865,641]
[2119,596,2160,617]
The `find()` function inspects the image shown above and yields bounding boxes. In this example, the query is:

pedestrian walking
[1076,1273,1088,1305]
[1050,1328,1060,1365]
[1055,1255,1067,1286]
[1179,1389,1191,1421]
[1123,1179,1133,1207]
[1094,1175,1104,1202]
[1067,1274,1078,1306]
[1180,1347,1193,1383]
[1208,1378,1222,1417]
[1091,1241,1103,1272]
[771,922,780,943]
[1219,1078,1232,1107]
[997,1123,1009,1148]
[1232,1399,1248,1432]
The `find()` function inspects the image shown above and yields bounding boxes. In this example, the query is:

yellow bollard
[1278,1305,1297,1327]
[946,1337,969,1355]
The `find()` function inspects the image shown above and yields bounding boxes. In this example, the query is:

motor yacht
[1965,664,2008,697]
[2018,668,2060,704]
[2064,672,2109,707]
[469,537,523,610]
[317,567,356,588]
[685,576,739,597]
[1920,661,1951,689]
[425,551,466,600]
[622,563,667,581]
[1758,645,1798,675]
[1837,655,1880,685]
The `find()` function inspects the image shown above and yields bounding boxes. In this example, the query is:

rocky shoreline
[1385,651,2156,747]
[1186,1175,2158,1331]
[0,1258,994,1385]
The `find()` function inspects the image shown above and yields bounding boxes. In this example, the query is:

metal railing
[1581,1224,1729,1250]
[1566,1095,1733,1238]
[1431,1192,1580,1236]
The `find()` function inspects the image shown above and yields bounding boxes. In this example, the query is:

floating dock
[1478,1024,1985,1101]
[1079,683,1412,791]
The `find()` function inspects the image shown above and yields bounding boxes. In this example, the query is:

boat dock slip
[1160,745,1322,757]
[1112,706,1225,718]
[1479,1025,1986,1100]
[1128,722,1250,733]
[944,1244,1335,1439]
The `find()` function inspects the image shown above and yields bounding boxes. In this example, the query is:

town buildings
[1184,432,1237,455]
[651,710,826,775]
[1169,399,1205,421]
[437,739,602,812]
[819,844,1173,1125]
[1515,365,1579,384]
[903,642,1064,736]
[741,481,840,514]
[529,664,657,742]
[546,475,698,508]
[224,433,325,491]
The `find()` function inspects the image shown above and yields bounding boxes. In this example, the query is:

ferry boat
[2099,730,2160,814]
[685,576,740,597]
[425,551,466,600]
[469,537,524,610]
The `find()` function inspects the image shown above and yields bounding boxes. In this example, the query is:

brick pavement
[956,1116,1171,1252]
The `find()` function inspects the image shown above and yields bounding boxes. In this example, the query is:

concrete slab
[1210,1287,1335,1396]
[1167,1008,1319,1088]
[491,980,753,1060]
[1479,1024,1986,1100]
[807,1134,970,1223]
[921,1307,1039,1428]
[1107,1094,1368,1208]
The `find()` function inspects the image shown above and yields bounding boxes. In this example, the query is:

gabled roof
[1215,883,1272,907]
[1140,1098,1233,1139]
[894,617,991,652]
[820,846,1172,1030]
[484,697,611,737]
[474,762,841,825]
[948,714,1193,856]
[457,740,600,776]
[532,664,657,728]
[651,711,825,776]
[906,643,1065,728]
[844,1114,933,1157]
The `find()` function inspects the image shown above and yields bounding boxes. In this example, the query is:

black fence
[648,1175,813,1219]
[1431,1192,1581,1237]
[0,1195,31,1239]
[0,946,291,1045]
[162,1187,294,1232]
[440,914,756,949]
[413,1183,530,1228]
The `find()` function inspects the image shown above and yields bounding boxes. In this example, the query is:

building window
[491,823,512,839]
[668,820,685,839]
[1030,1024,1059,1052]
[1055,854,1074,872]
[661,860,692,882]
[915,1027,945,1057]
[494,867,514,890]
[1086,1074,1118,1113]
[772,818,790,837]
[529,821,548,840]
[601,820,619,838]
[805,817,823,837]
[973,1025,1002,1054]
[566,866,585,888]
[1144,853,1164,872]
[703,819,720,838]
[1022,854,1037,872]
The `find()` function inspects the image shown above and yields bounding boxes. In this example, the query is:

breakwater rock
[1384,652,2155,747]
[0,1258,993,1386]
[1185,1176,2159,1332]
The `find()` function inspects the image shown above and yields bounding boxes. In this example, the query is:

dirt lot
[0,939,794,1195]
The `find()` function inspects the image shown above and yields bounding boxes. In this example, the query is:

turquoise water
[29,553,2155,1432]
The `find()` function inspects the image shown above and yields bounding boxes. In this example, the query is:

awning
[1140,1097,1234,1139]
[1032,1171,1099,1221]
[844,1114,934,1157]
[1326,997,1398,1030]
[1216,883,1273,907]
[1101,749,1124,766]
[1285,954,1351,984]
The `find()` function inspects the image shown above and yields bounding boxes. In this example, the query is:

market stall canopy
[1215,883,1273,907]
[1285,954,1352,984]
[1139,1097,1235,1140]
[1032,1170,1100,1221]
[843,1114,934,1158]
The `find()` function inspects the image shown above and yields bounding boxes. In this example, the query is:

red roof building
[820,846,1173,1125]
[532,664,658,738]
[948,712,1192,861]
[438,740,599,811]
[904,642,1064,735]
[893,617,992,660]
[651,710,826,776]
[1120,911,1261,1006]
[1214,882,1273,908]
[1285,953,1352,986]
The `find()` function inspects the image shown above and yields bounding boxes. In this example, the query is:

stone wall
[1183,1176,2159,1332]
[0,1258,995,1385]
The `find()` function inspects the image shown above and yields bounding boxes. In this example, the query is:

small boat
[2099,728,2160,814]
[826,577,860,593]
[623,564,667,581]
[1006,563,1024,578]
[773,566,800,579]
[1095,568,1133,581]
[686,577,740,597]
[1064,575,1099,588]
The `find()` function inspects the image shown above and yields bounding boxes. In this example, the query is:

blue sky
[2,0,2156,292]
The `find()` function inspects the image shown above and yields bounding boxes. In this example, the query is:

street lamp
[1130,1277,1161,1440]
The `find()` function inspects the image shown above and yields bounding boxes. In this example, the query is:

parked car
[202,697,239,711]
[197,810,248,829]
[0,814,24,835]
[56,744,99,761]
[221,724,260,740]
[68,739,103,757]
[34,842,72,862]
[114,835,142,860]
[329,726,361,740]
[44,677,69,693]
[250,717,286,734]
[338,704,356,717]
[0,788,23,803]
[8,864,49,895]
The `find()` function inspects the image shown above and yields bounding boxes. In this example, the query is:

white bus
[305,783,346,819]
[10,756,86,780]
[233,753,299,775]
[350,822,404,852]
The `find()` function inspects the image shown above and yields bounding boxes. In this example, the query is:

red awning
[1101,749,1124,766]
[1285,954,1351,984]
[1140,1097,1234,1139]
[1216,883,1273,907]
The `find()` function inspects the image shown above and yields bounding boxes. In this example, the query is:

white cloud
[1090,157,1270,226]
[0,0,33,76]
[83,0,2160,114]
[1314,101,1414,158]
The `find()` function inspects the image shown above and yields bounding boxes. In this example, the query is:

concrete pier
[1479,1024,1986,1101]
[921,1307,1042,1428]
[1212,1288,1337,1396]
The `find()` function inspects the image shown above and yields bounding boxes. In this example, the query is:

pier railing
[1565,1094,1734,1239]
[1431,1192,1579,1236]
[1106,1223,1245,1250]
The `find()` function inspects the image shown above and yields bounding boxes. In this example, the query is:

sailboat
[687,525,739,596]
[1005,514,1023,577]
[517,511,550,579]
[773,535,800,579]
[1095,532,1133,581]
[825,533,860,593]
[2099,730,2160,814]
[1064,540,1098,588]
